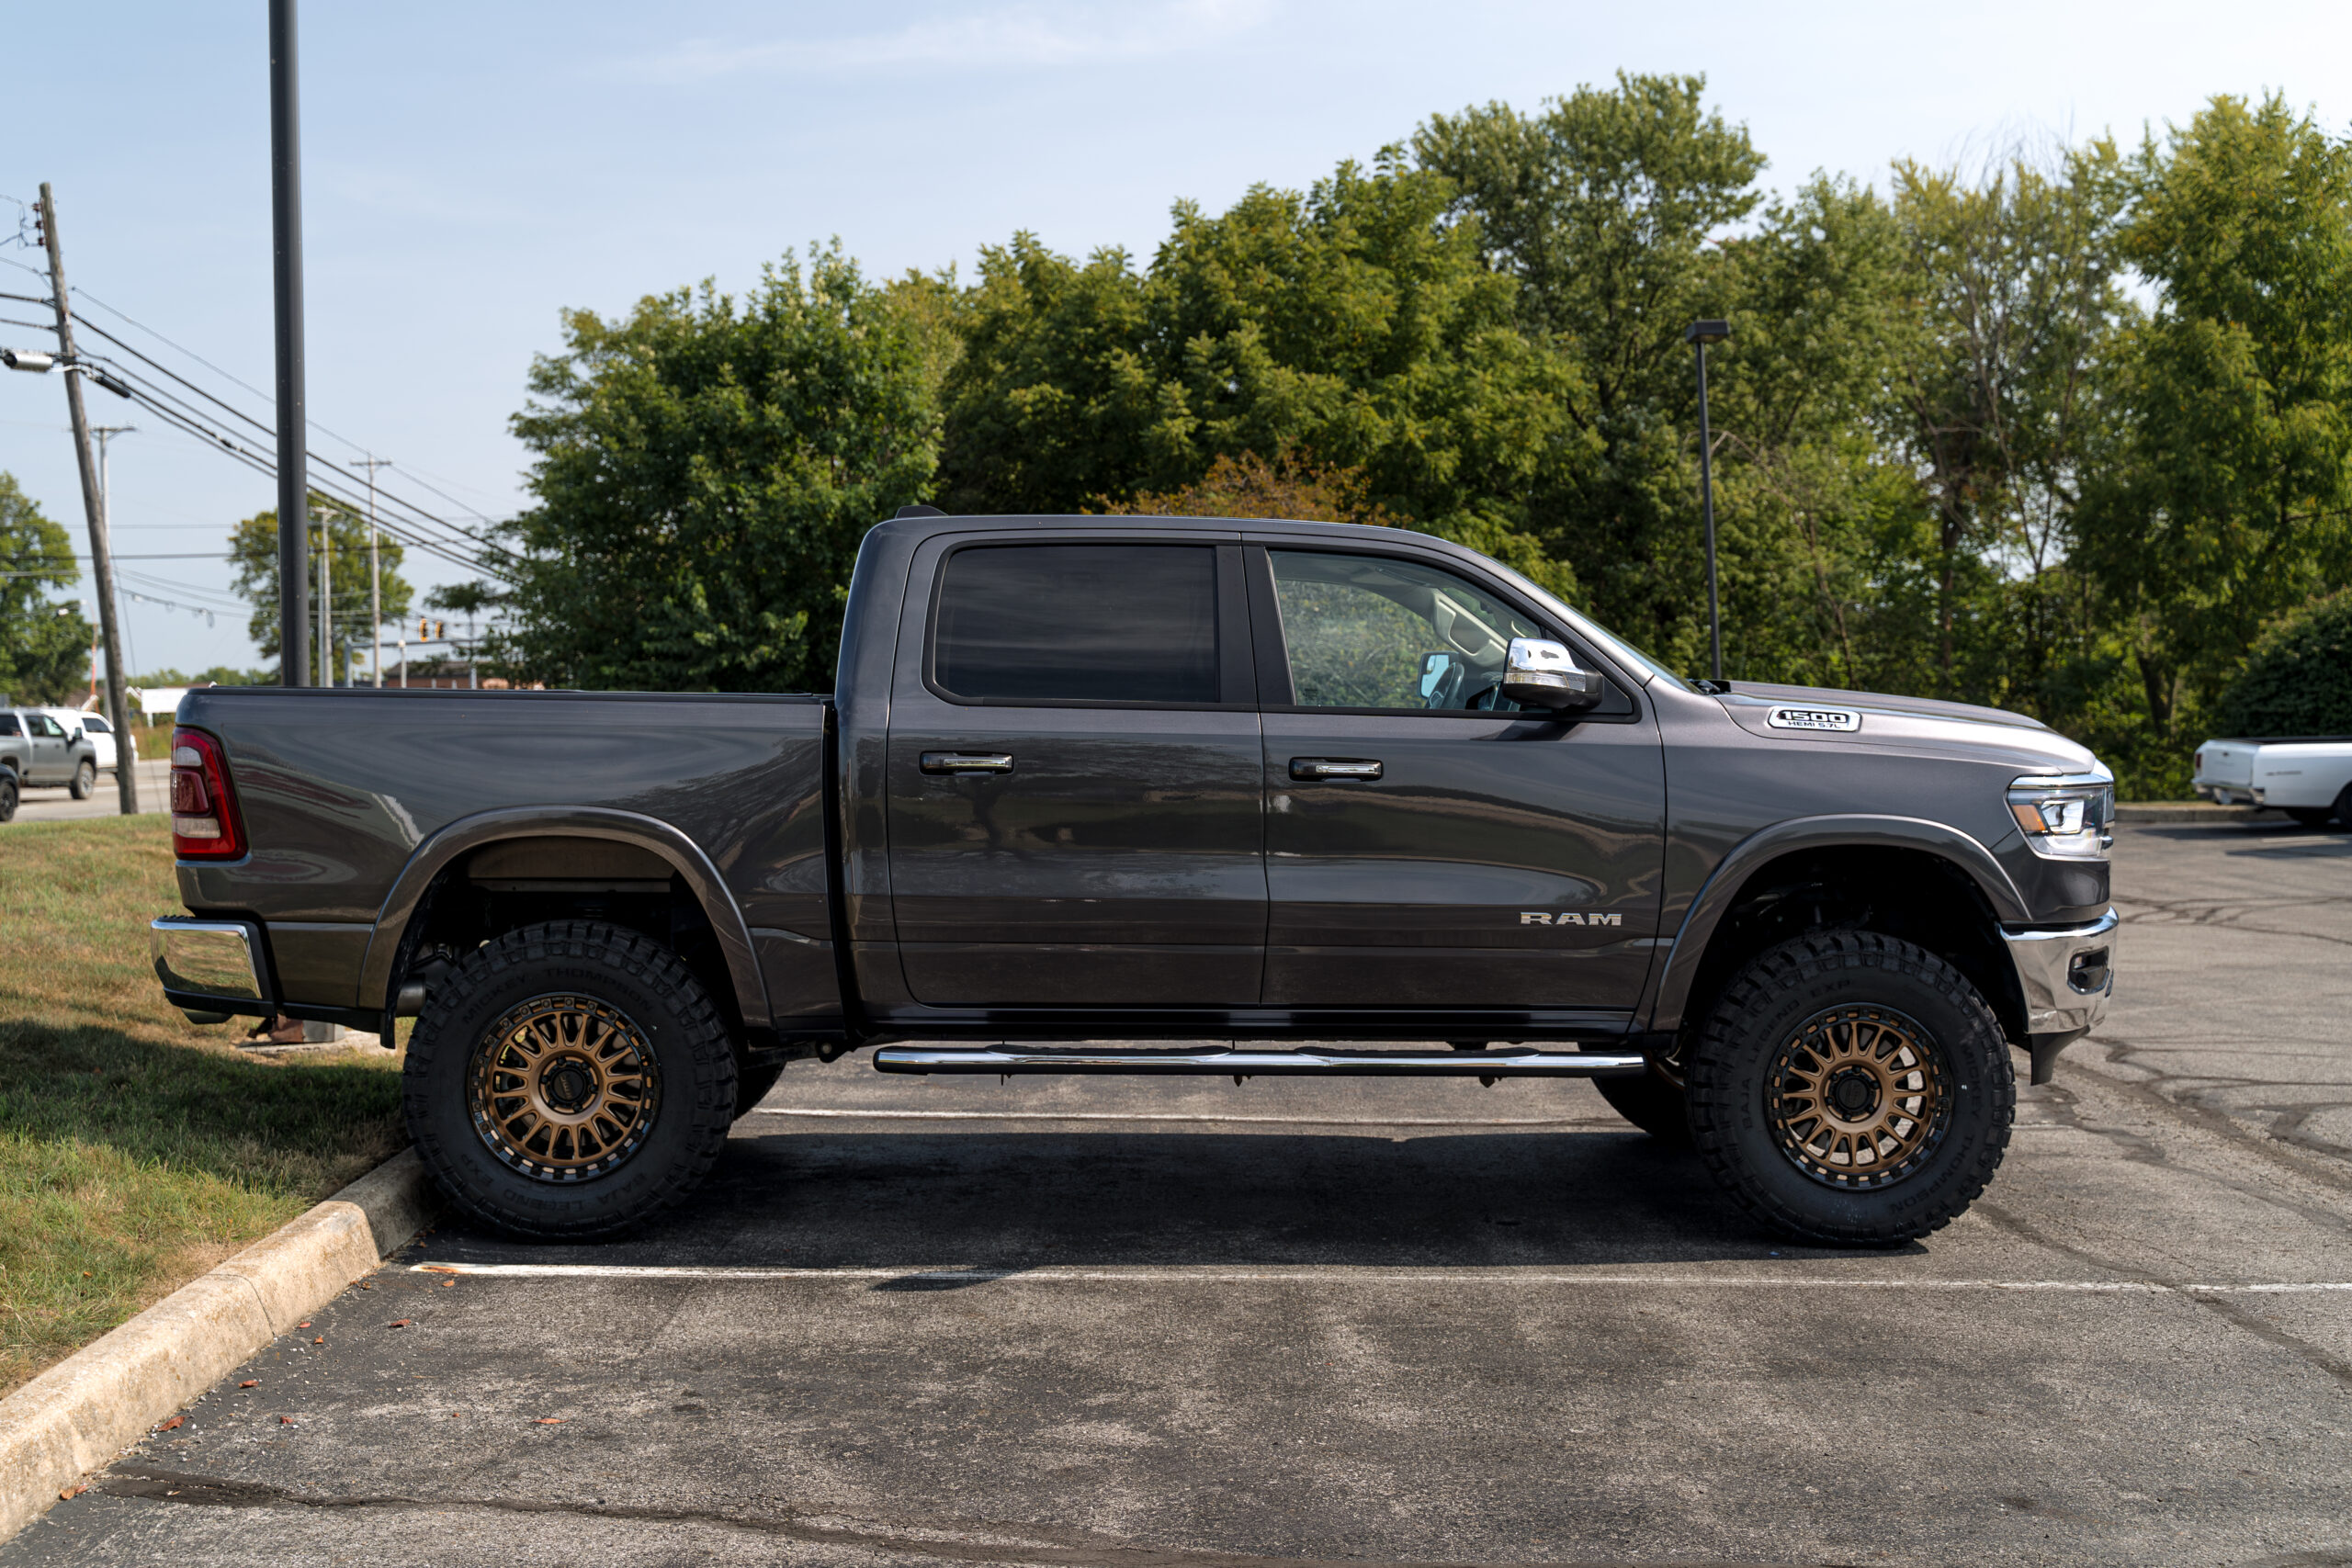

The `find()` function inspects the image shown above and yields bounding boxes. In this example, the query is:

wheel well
[395,834,750,1046]
[1681,847,2025,1052]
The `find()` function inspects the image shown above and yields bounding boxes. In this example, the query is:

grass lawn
[0,816,405,1396]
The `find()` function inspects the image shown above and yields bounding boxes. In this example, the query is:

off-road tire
[1686,931,2014,1247]
[68,759,96,800]
[1594,1066,1691,1144]
[733,1058,787,1120]
[404,920,737,1239]
[0,773,16,822]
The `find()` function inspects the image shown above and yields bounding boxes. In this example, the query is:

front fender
[1641,813,2028,1035]
[356,805,770,1030]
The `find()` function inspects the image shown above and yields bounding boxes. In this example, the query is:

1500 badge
[1521,912,1623,926]
[1766,705,1861,732]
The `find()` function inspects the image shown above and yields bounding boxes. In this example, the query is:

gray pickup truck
[152,512,2117,1246]
[0,705,100,817]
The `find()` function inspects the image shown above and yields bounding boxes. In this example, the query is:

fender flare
[1644,813,2028,1035]
[356,806,770,1031]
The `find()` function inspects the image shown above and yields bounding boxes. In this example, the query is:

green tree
[936,152,1582,595]
[1886,141,2136,703]
[0,473,96,705]
[497,244,938,692]
[1418,75,1923,681]
[2209,589,2352,737]
[2079,94,2352,752]
[228,502,413,679]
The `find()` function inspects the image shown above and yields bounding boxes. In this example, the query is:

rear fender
[358,806,770,1030]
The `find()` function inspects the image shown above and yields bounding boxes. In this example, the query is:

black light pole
[270,0,310,685]
[1686,319,1729,685]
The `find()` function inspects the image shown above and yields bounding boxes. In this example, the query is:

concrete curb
[2115,802,2285,825]
[0,1148,437,1543]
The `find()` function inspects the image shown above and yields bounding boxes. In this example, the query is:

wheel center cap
[1829,1068,1879,1117]
[541,1056,596,1113]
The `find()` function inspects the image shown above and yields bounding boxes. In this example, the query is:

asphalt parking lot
[14,819,2352,1567]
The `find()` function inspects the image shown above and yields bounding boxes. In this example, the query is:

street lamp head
[1685,320,1730,345]
[3,347,56,372]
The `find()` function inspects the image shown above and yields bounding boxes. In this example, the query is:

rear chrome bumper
[2002,907,2117,1040]
[151,916,275,1019]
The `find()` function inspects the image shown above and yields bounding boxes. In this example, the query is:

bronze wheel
[467,993,662,1181]
[1767,1004,1949,1190]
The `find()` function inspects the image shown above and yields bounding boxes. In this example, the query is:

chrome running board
[871,1045,1647,1077]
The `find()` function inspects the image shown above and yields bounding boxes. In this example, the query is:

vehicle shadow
[413,1122,1885,1271]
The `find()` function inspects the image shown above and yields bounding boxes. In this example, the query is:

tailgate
[2192,740,2255,791]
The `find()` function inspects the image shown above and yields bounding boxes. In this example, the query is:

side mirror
[1499,637,1603,712]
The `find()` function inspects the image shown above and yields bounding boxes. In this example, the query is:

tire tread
[1685,930,2014,1247]
[403,919,736,1240]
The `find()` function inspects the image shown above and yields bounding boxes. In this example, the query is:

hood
[1713,680,2104,778]
[1724,681,2049,732]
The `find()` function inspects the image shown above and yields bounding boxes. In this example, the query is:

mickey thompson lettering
[1520,912,1623,926]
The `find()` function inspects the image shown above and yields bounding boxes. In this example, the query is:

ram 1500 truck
[150,512,2119,1246]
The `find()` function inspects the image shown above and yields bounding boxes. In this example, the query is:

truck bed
[171,684,834,1033]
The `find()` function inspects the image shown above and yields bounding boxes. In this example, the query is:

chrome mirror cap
[1500,637,1603,712]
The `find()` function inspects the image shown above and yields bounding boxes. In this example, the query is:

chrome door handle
[922,751,1014,774]
[1290,758,1382,781]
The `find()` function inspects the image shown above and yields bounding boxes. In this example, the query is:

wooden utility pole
[38,184,140,814]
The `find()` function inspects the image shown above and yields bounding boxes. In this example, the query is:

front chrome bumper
[2002,906,2117,1042]
[151,916,274,1018]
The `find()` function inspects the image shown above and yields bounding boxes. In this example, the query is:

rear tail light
[171,728,246,860]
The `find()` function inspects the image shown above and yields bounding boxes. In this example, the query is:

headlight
[2007,773,2114,860]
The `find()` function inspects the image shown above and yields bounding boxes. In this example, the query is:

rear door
[884,535,1266,1009]
[1250,544,1666,1015]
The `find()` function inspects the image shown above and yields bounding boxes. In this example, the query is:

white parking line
[752,1108,1605,1127]
[408,1262,2352,1293]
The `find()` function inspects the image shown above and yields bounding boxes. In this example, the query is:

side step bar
[872,1046,1648,1078]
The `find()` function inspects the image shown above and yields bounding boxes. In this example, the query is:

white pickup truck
[2193,738,2352,828]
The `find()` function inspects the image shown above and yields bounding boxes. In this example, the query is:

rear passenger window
[0,714,17,736]
[933,544,1221,705]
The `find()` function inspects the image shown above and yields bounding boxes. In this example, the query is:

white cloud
[621,0,1273,84]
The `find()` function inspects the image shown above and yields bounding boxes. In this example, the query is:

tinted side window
[0,714,17,736]
[27,714,62,738]
[934,544,1220,705]
[82,716,110,734]
[1269,550,1543,712]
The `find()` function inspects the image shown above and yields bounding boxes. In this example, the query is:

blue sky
[5,0,2346,678]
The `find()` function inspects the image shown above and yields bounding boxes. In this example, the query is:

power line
[95,355,515,570]
[64,325,515,564]
[7,279,519,576]
[95,373,507,579]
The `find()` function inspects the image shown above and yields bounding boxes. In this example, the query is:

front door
[1251,545,1666,1014]
[885,538,1266,1009]
[24,713,69,785]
